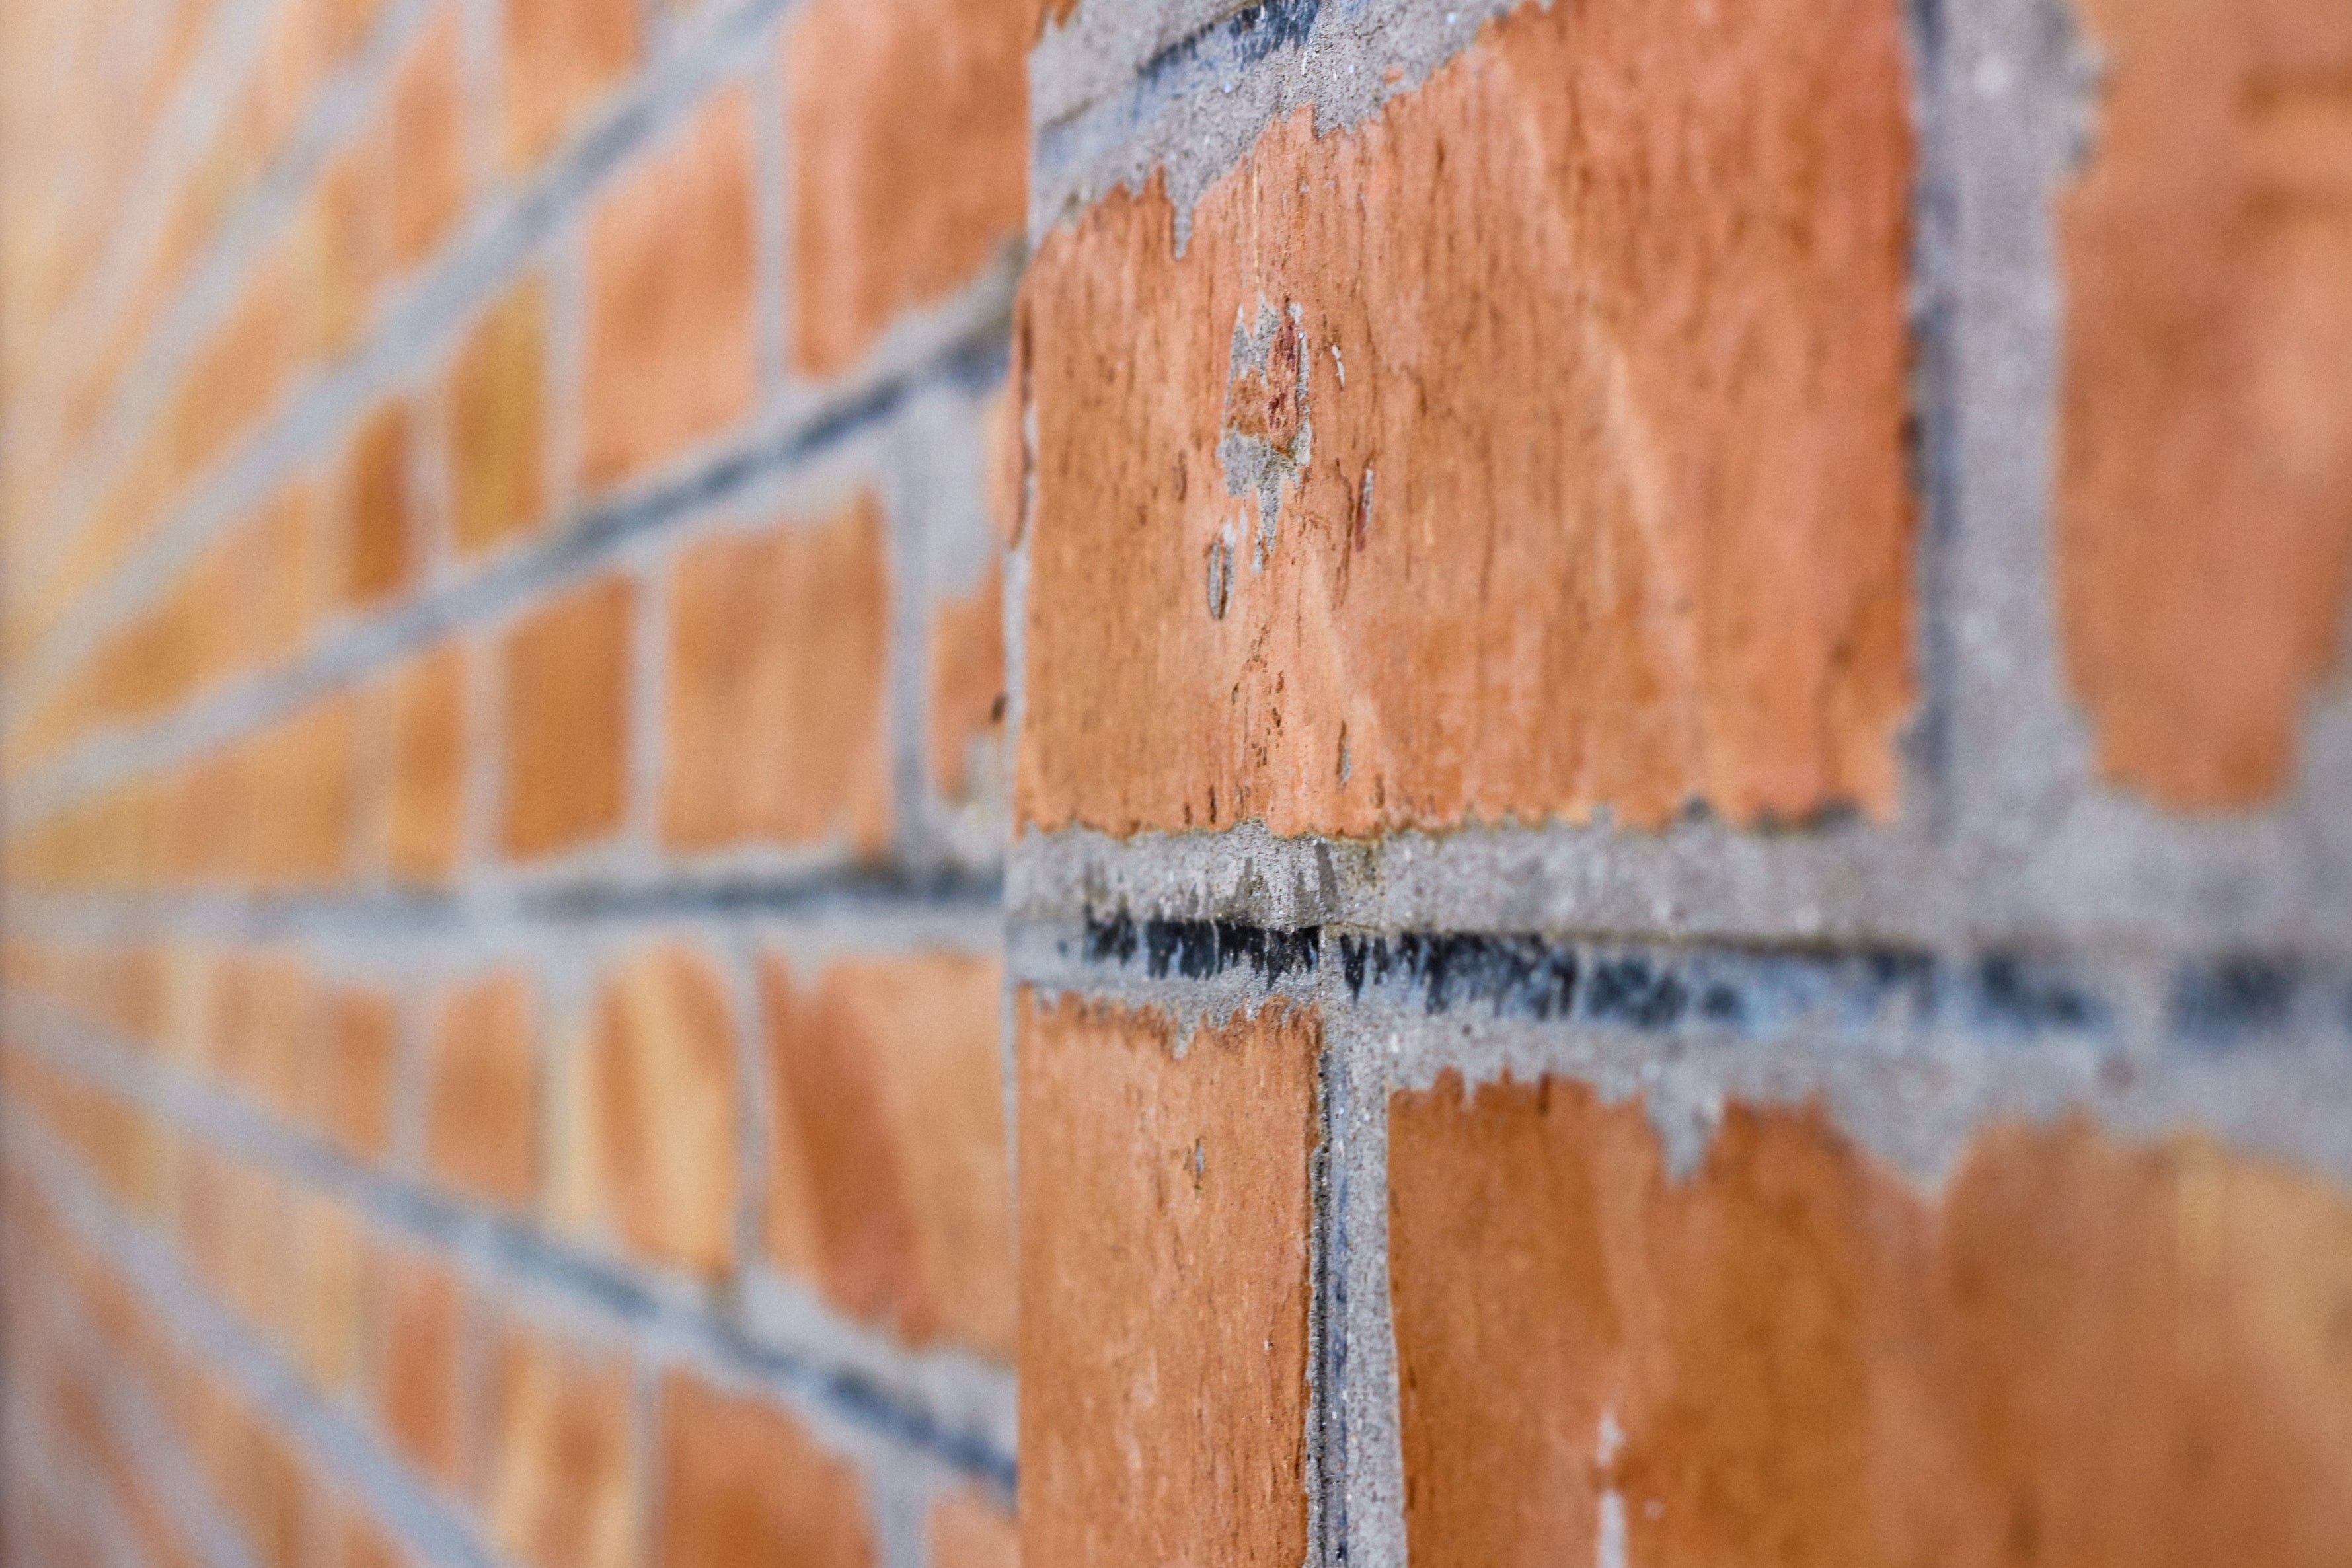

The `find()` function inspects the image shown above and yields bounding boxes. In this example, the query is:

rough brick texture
[1019,0,1915,836]
[1017,992,1317,1565]
[7,0,2350,1563]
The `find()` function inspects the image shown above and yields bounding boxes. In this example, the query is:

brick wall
[0,0,1026,1563]
[6,1,2350,1566]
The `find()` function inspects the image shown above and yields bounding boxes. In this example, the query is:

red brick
[654,1372,874,1568]
[928,559,1005,803]
[340,400,413,607]
[1386,1074,2352,1568]
[502,0,640,170]
[588,945,740,1275]
[582,88,757,486]
[929,1489,1017,1568]
[389,6,467,269]
[1018,0,1914,836]
[783,0,1030,375]
[387,642,467,882]
[425,971,540,1210]
[448,276,549,556]
[374,1242,467,1489]
[483,1324,638,1568]
[661,497,891,853]
[315,985,400,1161]
[2055,0,2352,809]
[1015,992,1316,1564]
[498,574,633,859]
[180,1149,295,1346]
[761,953,1012,1357]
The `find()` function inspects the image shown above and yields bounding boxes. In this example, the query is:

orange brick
[586,946,739,1275]
[483,1324,637,1568]
[291,1192,363,1393]
[929,1489,1017,1568]
[448,277,548,556]
[784,0,1030,375]
[1018,0,1914,836]
[927,559,1005,802]
[661,498,891,853]
[1015,992,1316,1563]
[205,950,312,1114]
[180,1150,295,1346]
[2056,0,2352,809]
[305,132,395,359]
[502,0,640,171]
[654,1372,874,1568]
[315,986,400,1161]
[387,643,467,882]
[498,575,633,859]
[761,953,1012,1358]
[1387,1074,2352,1567]
[389,6,467,268]
[374,1242,467,1489]
[340,400,413,607]
[581,88,757,486]
[424,971,540,1209]
[334,1505,414,1568]
[246,696,361,888]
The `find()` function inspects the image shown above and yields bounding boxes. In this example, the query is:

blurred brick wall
[0,0,1027,1563]
[7,1,2351,1566]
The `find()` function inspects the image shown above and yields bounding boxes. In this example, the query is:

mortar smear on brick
[1018,0,1915,838]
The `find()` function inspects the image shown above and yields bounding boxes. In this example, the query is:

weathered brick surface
[1020,0,1915,835]
[499,574,634,859]
[654,1371,876,1568]
[2057,0,2352,808]
[1388,1072,2352,1567]
[663,496,893,852]
[1016,992,1316,1565]
[784,0,1032,375]
[763,953,1014,1356]
[582,87,757,486]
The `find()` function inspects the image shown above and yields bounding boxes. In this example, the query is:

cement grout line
[3,996,1019,1484]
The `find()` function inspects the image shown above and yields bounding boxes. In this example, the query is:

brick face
[340,400,413,607]
[449,276,549,557]
[927,560,1005,803]
[1016,992,1316,1566]
[386,642,467,882]
[783,0,1031,376]
[498,574,634,859]
[425,972,541,1210]
[654,1372,875,1568]
[661,496,892,854]
[373,1243,467,1489]
[586,945,740,1276]
[484,1324,637,1568]
[1019,0,1915,836]
[389,6,467,270]
[582,87,758,487]
[762,953,1014,1358]
[1387,1073,2352,1568]
[502,0,640,172]
[2056,0,2352,809]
